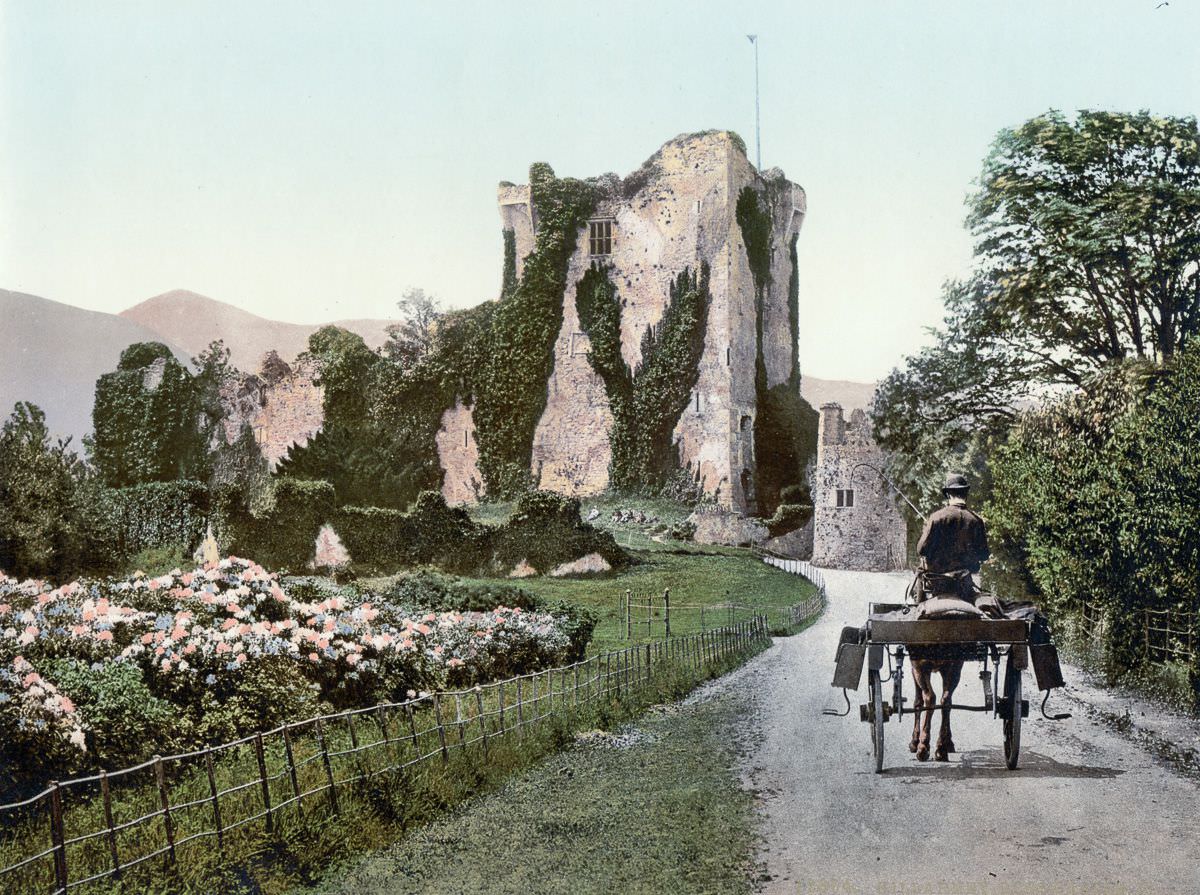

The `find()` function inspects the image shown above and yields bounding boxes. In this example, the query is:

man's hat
[942,473,970,493]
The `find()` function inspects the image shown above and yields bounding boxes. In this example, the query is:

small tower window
[694,392,702,413]
[726,346,731,366]
[836,489,855,508]
[463,430,469,448]
[589,219,613,256]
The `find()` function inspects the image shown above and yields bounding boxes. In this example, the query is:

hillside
[800,376,877,413]
[0,289,191,443]
[120,290,396,372]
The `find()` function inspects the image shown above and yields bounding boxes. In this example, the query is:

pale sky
[2,1,1197,381]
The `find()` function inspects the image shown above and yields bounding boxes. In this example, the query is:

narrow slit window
[464,430,468,448]
[694,392,701,413]
[726,346,731,366]
[836,489,855,508]
[589,219,613,256]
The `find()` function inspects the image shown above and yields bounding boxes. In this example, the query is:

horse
[905,569,975,762]
[907,647,965,761]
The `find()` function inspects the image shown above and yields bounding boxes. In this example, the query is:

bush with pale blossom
[0,557,585,797]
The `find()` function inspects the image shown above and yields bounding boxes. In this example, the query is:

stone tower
[811,403,908,570]
[454,131,807,513]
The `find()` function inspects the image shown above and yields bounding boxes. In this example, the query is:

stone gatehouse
[811,402,908,571]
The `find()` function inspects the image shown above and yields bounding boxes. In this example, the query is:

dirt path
[719,569,1200,895]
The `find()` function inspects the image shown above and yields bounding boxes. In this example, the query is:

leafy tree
[875,110,1200,506]
[89,342,208,487]
[383,288,444,371]
[970,110,1200,376]
[0,403,86,577]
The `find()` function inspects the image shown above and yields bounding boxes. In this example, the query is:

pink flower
[140,632,154,644]
[216,643,232,654]
[59,696,75,713]
[308,652,319,663]
[22,672,41,687]
[96,630,114,642]
[447,658,465,668]
[345,653,360,666]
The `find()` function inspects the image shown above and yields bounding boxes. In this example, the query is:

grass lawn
[459,549,817,654]
[298,683,760,895]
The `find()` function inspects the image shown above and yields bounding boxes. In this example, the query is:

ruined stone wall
[518,131,805,512]
[436,398,484,505]
[220,353,324,468]
[811,403,908,571]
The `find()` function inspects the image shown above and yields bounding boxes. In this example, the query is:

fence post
[574,664,580,710]
[49,783,68,893]
[498,681,506,734]
[153,756,177,865]
[516,676,525,738]
[204,749,224,852]
[645,643,652,682]
[432,694,450,761]
[475,688,488,755]
[100,770,121,878]
[625,590,632,640]
[664,589,671,639]
[315,718,340,816]
[253,732,273,833]
[283,725,303,804]
[646,592,652,639]
[406,703,420,756]
[454,694,466,749]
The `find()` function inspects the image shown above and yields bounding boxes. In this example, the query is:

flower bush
[0,557,584,797]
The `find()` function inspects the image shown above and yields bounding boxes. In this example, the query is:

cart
[828,599,1070,773]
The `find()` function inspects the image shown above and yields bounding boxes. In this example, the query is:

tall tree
[875,111,1200,503]
[383,288,444,371]
[0,403,86,576]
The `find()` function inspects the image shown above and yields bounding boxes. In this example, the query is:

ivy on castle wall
[736,187,818,515]
[472,164,598,496]
[575,263,711,492]
[501,228,518,299]
[89,343,210,488]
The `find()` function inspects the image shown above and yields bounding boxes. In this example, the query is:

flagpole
[748,35,761,169]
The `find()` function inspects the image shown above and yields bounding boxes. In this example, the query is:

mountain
[120,290,396,372]
[0,289,191,444]
[801,376,878,413]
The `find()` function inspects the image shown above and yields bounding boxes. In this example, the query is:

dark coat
[916,498,989,574]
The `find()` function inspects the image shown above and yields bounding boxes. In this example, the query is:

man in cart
[915,473,989,602]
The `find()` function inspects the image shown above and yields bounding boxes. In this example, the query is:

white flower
[68,729,87,751]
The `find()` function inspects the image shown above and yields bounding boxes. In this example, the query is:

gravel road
[720,569,1200,895]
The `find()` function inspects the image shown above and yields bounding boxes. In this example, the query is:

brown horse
[907,648,965,762]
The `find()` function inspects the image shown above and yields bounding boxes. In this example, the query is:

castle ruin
[811,403,908,571]
[441,131,807,513]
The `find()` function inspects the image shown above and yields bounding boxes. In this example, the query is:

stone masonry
[811,403,908,571]
[494,131,806,513]
[219,351,324,468]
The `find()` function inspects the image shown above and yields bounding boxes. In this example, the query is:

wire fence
[619,556,827,641]
[1075,600,1196,666]
[0,617,771,895]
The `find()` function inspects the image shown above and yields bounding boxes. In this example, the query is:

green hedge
[95,480,210,559]
[215,479,336,571]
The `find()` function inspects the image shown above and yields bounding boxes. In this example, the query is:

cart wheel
[868,669,885,773]
[1003,662,1022,770]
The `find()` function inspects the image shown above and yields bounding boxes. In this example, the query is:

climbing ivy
[472,164,598,496]
[736,187,818,515]
[89,343,209,488]
[576,263,711,492]
[500,228,518,299]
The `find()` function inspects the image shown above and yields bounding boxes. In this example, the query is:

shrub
[491,491,626,573]
[42,658,185,766]
[371,570,537,613]
[766,503,813,538]
[540,600,598,663]
[216,478,335,571]
[95,480,209,559]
